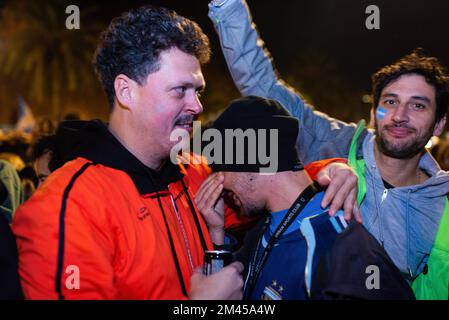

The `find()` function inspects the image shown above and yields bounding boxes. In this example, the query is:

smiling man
[374,74,445,161]
[195,96,414,300]
[11,4,363,300]
[208,0,449,299]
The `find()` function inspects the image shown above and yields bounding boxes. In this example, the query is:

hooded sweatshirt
[0,159,22,223]
[12,119,348,300]
[13,120,214,299]
[208,0,449,279]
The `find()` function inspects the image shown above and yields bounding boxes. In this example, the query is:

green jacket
[0,159,22,223]
[348,122,448,300]
[411,200,449,299]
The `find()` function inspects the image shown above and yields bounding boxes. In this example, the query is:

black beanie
[208,96,303,173]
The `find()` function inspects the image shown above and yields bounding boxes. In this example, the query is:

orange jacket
[13,156,215,300]
[13,120,217,300]
[12,120,345,300]
[13,158,342,300]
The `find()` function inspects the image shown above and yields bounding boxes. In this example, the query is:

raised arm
[208,0,359,163]
[208,0,303,109]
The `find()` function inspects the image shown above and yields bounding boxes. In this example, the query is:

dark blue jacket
[237,192,414,300]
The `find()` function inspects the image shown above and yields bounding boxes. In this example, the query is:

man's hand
[189,261,244,300]
[195,173,225,244]
[316,162,362,223]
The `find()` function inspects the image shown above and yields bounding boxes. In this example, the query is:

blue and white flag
[15,96,36,134]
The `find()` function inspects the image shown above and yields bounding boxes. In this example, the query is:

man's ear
[433,115,447,136]
[114,74,137,109]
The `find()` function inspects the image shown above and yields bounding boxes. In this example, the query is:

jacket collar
[54,119,184,194]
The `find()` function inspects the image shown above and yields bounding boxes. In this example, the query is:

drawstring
[370,172,384,246]
[155,192,188,298]
[406,190,413,279]
[144,167,208,297]
[180,179,209,251]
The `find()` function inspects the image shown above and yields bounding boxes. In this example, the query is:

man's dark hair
[31,134,64,173]
[372,48,449,122]
[31,135,57,162]
[93,5,211,108]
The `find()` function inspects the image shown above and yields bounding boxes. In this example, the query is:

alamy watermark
[365,265,380,290]
[65,265,80,290]
[64,5,379,31]
[65,5,80,30]
[170,121,279,174]
[365,5,380,30]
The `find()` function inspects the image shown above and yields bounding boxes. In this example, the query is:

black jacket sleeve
[312,221,415,300]
[0,210,24,300]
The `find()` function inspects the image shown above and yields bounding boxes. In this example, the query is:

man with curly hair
[12,4,361,300]
[12,5,245,300]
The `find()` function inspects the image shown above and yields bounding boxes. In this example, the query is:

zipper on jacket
[406,189,413,281]
[381,189,388,204]
[155,193,188,297]
[378,188,388,247]
[371,174,385,247]
[170,194,195,272]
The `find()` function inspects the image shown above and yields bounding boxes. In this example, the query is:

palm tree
[0,0,104,120]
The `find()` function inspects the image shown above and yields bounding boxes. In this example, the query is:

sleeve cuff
[213,233,237,251]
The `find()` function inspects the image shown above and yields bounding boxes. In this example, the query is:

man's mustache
[175,114,197,125]
[383,123,417,133]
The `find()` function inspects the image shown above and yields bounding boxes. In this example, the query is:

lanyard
[245,181,322,298]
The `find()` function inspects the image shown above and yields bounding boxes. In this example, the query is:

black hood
[52,119,183,194]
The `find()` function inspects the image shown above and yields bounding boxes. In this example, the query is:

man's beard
[374,120,434,159]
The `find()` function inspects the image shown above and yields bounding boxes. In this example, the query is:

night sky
[1,0,449,123]
[91,0,449,89]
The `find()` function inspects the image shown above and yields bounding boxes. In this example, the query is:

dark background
[1,0,449,125]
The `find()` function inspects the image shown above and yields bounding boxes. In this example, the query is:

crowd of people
[1,0,449,300]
